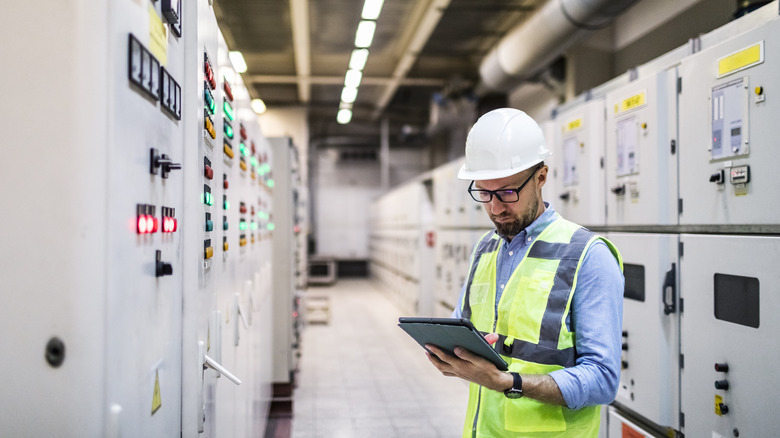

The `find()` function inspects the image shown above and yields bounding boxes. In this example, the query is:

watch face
[504,388,523,399]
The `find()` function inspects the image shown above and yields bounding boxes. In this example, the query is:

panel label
[563,118,582,132]
[148,5,168,66]
[616,91,646,114]
[717,41,763,78]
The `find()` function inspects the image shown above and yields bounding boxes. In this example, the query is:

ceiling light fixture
[344,70,363,88]
[341,86,358,103]
[361,0,385,20]
[228,51,248,73]
[349,49,370,71]
[251,98,266,114]
[337,109,353,124]
[354,21,376,48]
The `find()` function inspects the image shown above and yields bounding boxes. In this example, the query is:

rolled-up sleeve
[549,241,624,409]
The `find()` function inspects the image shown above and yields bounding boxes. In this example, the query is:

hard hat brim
[456,159,543,181]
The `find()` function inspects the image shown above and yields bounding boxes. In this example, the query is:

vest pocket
[468,282,490,306]
[504,397,567,433]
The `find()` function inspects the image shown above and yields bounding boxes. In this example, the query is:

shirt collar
[495,202,557,243]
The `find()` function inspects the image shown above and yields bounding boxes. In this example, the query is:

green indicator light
[224,123,234,139]
[267,223,275,231]
[239,142,248,156]
[223,99,235,121]
[250,156,258,167]
[267,179,275,188]
[251,222,258,230]
[224,200,230,210]
[263,163,271,173]
[239,221,248,231]
[208,193,214,205]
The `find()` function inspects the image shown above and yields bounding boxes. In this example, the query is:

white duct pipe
[478,0,638,92]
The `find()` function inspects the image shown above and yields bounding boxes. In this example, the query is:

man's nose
[488,197,506,214]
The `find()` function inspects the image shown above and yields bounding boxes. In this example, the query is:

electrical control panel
[605,68,679,226]
[2,1,281,436]
[679,234,780,437]
[678,15,780,225]
[550,97,607,227]
[605,233,680,431]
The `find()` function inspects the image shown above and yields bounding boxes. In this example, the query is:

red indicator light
[204,165,214,180]
[151,216,159,233]
[224,80,234,101]
[138,216,148,234]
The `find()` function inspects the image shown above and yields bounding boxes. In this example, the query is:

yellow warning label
[617,91,646,114]
[714,394,724,416]
[151,370,162,415]
[148,5,168,66]
[564,118,582,132]
[718,42,763,78]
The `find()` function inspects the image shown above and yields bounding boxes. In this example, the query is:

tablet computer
[398,317,508,371]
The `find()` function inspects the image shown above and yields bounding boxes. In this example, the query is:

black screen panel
[714,273,759,328]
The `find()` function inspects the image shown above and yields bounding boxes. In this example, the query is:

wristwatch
[504,372,523,399]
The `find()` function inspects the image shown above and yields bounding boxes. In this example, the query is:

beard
[489,192,540,240]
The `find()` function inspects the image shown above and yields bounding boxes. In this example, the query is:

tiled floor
[292,279,469,438]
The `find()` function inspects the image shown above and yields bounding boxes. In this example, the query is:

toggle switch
[611,185,626,195]
[709,170,725,184]
[715,362,729,372]
[150,148,182,179]
[155,250,173,277]
[204,165,213,180]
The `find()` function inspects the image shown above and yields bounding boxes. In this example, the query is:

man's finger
[484,333,499,345]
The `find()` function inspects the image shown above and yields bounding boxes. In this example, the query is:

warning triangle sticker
[151,370,162,415]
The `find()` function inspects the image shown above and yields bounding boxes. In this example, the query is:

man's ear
[536,165,548,188]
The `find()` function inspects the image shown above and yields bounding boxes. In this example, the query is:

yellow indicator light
[224,242,229,251]
[205,116,216,139]
[755,86,764,95]
[240,160,247,171]
[223,143,234,159]
[205,246,214,259]
[239,238,247,247]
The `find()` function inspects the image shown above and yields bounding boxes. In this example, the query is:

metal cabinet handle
[662,263,676,315]
[204,354,242,385]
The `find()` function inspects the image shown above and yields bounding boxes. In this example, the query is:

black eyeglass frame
[467,168,539,203]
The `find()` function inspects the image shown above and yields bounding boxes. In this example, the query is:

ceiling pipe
[477,0,639,94]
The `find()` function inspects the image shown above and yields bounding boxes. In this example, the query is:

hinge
[680,353,684,368]
[680,412,685,428]
[677,77,682,94]
[678,198,683,215]
[679,241,684,257]
[671,139,676,155]
[680,297,684,313]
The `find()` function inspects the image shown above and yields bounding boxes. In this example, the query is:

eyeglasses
[467,169,538,203]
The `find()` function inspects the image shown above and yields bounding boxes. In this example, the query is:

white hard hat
[457,108,551,180]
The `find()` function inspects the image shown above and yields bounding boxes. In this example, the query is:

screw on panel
[45,337,66,368]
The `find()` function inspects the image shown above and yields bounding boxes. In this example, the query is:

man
[425,108,624,437]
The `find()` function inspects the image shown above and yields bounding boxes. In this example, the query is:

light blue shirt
[452,203,624,409]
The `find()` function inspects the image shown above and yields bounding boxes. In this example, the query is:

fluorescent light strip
[337,109,353,124]
[228,51,247,73]
[361,0,385,20]
[349,49,369,71]
[251,98,266,114]
[355,21,376,48]
[341,86,358,103]
[344,69,363,88]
